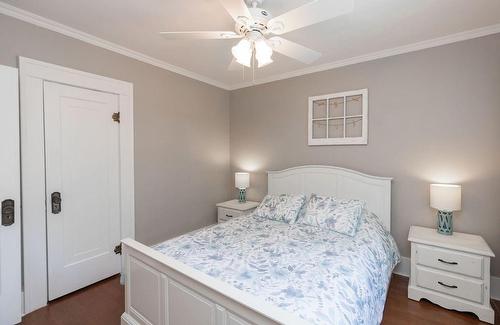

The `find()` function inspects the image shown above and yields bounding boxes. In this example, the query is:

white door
[0,66,22,324]
[44,81,122,300]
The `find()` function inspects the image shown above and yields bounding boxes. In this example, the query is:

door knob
[51,192,61,214]
[1,199,14,226]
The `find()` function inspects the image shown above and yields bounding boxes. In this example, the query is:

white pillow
[253,194,307,224]
[298,194,365,236]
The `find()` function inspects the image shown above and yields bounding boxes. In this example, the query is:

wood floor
[21,274,499,325]
[21,275,124,325]
[382,275,499,325]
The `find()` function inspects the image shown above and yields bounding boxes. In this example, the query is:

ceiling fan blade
[269,37,321,64]
[218,0,252,22]
[160,31,242,40]
[228,58,243,71]
[268,0,353,35]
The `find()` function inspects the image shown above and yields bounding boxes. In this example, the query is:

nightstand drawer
[416,244,483,278]
[216,200,259,224]
[416,266,483,303]
[217,207,244,222]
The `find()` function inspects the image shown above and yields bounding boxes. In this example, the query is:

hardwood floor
[21,276,124,325]
[21,274,498,325]
[382,275,499,325]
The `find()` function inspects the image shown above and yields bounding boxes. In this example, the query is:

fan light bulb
[255,39,273,68]
[232,38,252,68]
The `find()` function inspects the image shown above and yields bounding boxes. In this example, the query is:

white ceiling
[2,0,500,89]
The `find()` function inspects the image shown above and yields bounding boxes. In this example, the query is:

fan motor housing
[249,7,271,24]
[235,6,272,36]
[245,0,264,8]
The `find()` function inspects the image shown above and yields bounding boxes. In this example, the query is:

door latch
[1,199,14,226]
[51,192,61,214]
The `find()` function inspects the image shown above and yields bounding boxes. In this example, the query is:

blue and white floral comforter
[154,211,400,325]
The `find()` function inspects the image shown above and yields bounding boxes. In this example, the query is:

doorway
[44,81,122,300]
[20,57,135,314]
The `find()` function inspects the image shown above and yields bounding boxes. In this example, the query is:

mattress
[154,211,400,325]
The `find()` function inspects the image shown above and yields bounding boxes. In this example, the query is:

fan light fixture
[255,39,273,67]
[231,37,273,68]
[160,0,354,70]
[231,38,252,67]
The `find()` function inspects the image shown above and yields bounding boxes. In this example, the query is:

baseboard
[121,313,140,325]
[492,276,500,301]
[393,256,500,300]
[393,256,410,277]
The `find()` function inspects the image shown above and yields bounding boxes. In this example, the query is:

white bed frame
[121,165,392,325]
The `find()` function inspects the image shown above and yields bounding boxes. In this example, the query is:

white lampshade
[255,39,273,68]
[430,184,462,212]
[231,39,252,68]
[235,172,250,189]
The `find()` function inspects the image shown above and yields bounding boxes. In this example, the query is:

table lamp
[235,172,250,203]
[430,184,461,235]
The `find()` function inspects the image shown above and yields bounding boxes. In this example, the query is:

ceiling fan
[160,0,353,69]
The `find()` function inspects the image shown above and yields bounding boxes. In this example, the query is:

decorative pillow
[298,194,365,236]
[253,194,307,224]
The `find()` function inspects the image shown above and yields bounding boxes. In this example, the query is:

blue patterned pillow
[298,194,365,236]
[254,194,307,224]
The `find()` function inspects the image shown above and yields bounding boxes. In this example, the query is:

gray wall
[0,14,231,245]
[230,33,500,276]
[1,14,499,275]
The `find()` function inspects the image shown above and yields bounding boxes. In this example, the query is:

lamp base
[238,189,247,203]
[437,210,453,235]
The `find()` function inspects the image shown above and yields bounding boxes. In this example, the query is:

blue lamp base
[437,210,453,235]
[238,188,247,203]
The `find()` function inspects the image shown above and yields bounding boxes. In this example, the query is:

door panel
[44,81,121,300]
[0,65,22,325]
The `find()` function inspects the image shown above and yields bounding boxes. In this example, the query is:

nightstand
[216,200,259,223]
[408,226,495,323]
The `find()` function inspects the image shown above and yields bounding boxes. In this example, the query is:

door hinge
[114,243,122,255]
[112,112,120,123]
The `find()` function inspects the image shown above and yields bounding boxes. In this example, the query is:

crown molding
[0,1,232,90]
[1,1,499,91]
[229,23,500,90]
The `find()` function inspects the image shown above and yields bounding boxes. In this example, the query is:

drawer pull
[438,258,458,265]
[438,281,458,289]
[225,214,233,218]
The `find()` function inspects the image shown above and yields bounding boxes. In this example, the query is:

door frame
[19,57,135,314]
[0,65,22,325]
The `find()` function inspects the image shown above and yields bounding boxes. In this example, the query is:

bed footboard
[120,238,301,325]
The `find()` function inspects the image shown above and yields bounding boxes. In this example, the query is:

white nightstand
[408,226,495,323]
[216,200,259,223]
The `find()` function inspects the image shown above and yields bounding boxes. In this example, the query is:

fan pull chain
[252,49,255,83]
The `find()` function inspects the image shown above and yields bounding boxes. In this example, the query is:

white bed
[121,165,395,325]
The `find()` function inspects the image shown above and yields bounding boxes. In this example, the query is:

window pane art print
[308,89,368,145]
[312,99,327,119]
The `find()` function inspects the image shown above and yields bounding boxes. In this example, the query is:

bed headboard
[267,165,392,231]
